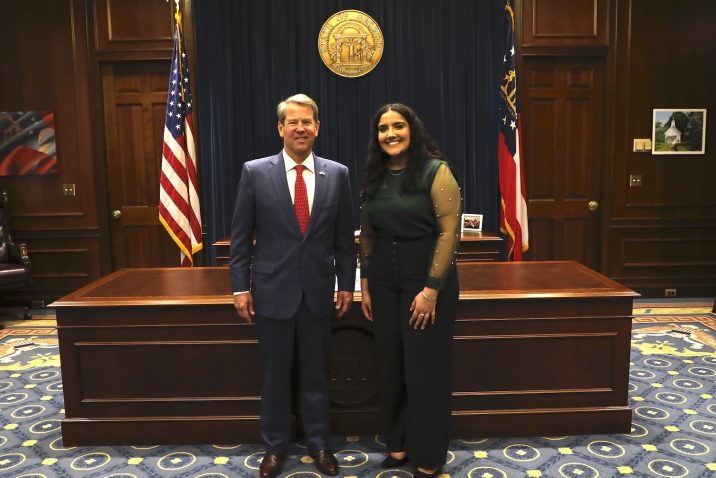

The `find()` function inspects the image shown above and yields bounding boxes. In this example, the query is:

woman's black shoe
[414,467,441,477]
[380,454,408,468]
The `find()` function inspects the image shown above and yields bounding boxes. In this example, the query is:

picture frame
[0,111,59,175]
[461,213,483,232]
[652,108,706,155]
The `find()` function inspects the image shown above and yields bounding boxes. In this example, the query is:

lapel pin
[318,171,326,176]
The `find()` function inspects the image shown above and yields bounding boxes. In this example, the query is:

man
[229,94,355,478]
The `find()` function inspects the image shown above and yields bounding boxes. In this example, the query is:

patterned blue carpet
[0,300,714,477]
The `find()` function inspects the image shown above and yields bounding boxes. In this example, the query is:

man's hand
[233,292,255,323]
[335,290,353,318]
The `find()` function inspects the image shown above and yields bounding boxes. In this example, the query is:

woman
[360,103,461,477]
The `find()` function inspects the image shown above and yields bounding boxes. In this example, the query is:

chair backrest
[0,190,26,266]
[0,191,12,263]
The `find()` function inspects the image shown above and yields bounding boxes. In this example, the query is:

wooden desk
[214,231,503,265]
[52,261,637,445]
[457,230,503,262]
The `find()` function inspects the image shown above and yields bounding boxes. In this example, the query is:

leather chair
[0,190,32,321]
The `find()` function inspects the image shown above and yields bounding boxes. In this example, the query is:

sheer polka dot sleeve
[426,163,461,289]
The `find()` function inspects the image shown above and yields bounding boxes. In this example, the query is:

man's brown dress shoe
[259,453,286,478]
[309,450,339,476]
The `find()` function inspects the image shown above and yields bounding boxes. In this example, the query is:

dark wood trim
[519,47,609,57]
[79,0,114,279]
[520,0,609,48]
[62,417,261,446]
[92,0,173,53]
[451,407,632,438]
[600,0,620,272]
[95,50,172,62]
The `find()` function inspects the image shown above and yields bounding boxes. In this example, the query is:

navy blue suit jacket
[229,152,356,319]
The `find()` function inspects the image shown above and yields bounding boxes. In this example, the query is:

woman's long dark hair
[361,103,446,201]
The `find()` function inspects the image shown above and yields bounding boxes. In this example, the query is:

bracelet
[421,291,436,302]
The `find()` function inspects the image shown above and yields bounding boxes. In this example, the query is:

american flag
[159,9,203,266]
[498,0,528,260]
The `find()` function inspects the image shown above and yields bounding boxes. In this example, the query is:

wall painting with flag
[158,2,203,267]
[0,111,58,175]
[498,0,528,261]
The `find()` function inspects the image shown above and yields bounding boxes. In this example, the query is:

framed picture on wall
[652,108,706,155]
[0,111,59,175]
[461,213,483,232]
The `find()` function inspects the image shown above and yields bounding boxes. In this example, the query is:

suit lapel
[306,156,328,237]
[268,153,301,235]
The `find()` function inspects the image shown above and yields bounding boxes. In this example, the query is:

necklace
[388,168,406,176]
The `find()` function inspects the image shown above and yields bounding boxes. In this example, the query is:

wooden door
[101,61,179,268]
[520,57,605,269]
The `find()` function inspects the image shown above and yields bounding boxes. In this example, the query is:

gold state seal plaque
[318,10,384,78]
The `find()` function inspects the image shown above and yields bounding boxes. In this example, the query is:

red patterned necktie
[293,164,309,235]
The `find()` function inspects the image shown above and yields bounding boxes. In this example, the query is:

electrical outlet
[63,183,76,196]
[664,289,677,297]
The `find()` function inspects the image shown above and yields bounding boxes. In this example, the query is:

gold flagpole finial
[174,0,181,24]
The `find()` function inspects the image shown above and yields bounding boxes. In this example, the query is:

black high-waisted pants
[367,235,459,468]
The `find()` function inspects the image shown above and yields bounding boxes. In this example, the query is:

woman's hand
[409,287,438,329]
[360,278,373,321]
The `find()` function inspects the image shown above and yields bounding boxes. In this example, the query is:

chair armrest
[8,242,31,266]
[18,243,30,266]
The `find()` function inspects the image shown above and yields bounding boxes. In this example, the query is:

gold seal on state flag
[318,10,384,78]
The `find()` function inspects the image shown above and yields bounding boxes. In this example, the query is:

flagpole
[174,1,185,104]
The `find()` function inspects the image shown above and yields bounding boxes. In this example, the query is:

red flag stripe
[159,173,201,243]
[159,177,202,242]
[162,126,202,239]
[159,205,192,246]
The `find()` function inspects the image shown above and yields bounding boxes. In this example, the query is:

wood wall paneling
[611,0,716,219]
[0,0,106,303]
[12,234,102,303]
[0,0,97,230]
[93,0,173,53]
[608,224,716,296]
[522,0,608,47]
[607,0,716,296]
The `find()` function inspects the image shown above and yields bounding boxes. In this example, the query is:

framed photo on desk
[461,213,483,232]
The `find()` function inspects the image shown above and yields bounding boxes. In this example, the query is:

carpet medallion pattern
[0,300,714,477]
